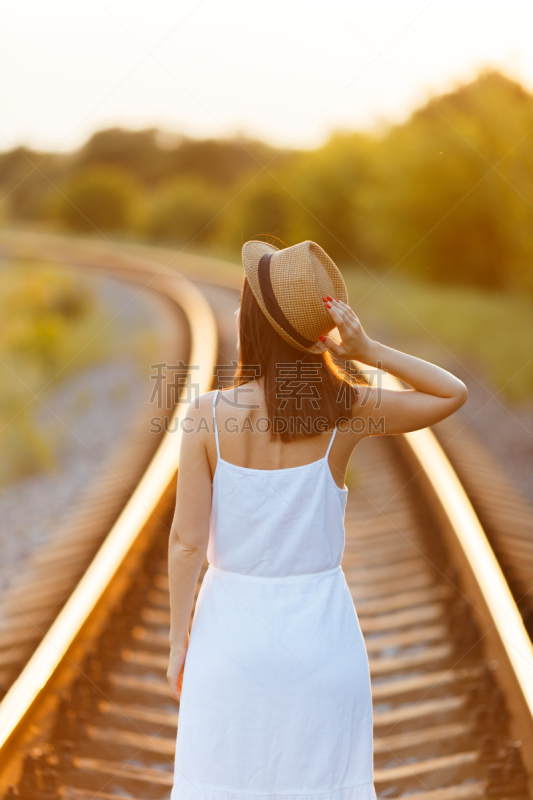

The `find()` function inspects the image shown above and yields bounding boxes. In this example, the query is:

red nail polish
[326,296,332,301]
[321,296,327,301]
[319,335,326,342]
[326,303,331,309]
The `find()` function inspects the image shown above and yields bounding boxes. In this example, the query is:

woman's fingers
[325,297,351,321]
[323,303,360,355]
[321,297,365,361]
[338,300,358,322]
[328,304,355,336]
[325,301,348,326]
[321,296,374,362]
[331,298,358,323]
[167,653,186,701]
[167,672,180,701]
[321,335,345,357]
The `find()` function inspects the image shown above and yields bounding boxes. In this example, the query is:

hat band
[258,253,316,350]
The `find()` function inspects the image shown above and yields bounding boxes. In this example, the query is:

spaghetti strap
[212,389,221,457]
[325,425,338,459]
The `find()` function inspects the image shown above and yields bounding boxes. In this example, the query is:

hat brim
[241,240,329,355]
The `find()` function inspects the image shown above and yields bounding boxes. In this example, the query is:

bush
[0,263,103,484]
[144,176,224,246]
[53,164,143,233]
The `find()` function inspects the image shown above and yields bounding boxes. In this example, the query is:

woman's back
[207,387,349,577]
[206,382,355,478]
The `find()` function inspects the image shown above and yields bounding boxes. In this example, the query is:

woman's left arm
[167,394,214,701]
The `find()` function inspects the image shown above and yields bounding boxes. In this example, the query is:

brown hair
[233,276,360,442]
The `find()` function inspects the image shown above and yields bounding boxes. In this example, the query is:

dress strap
[325,425,338,459]
[212,389,221,457]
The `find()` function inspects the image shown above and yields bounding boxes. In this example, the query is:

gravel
[447,354,533,507]
[0,358,146,594]
[0,270,174,596]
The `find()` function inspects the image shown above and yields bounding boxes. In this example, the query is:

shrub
[54,164,143,233]
[145,176,223,245]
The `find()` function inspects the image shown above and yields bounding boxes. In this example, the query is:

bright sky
[1,0,531,154]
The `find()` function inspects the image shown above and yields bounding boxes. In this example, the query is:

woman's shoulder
[185,389,217,417]
[185,384,260,417]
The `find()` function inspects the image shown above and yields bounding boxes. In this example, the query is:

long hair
[233,276,360,442]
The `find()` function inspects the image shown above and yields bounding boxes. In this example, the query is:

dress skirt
[171,563,376,800]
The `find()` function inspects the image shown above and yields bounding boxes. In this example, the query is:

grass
[0,258,159,487]
[340,267,533,403]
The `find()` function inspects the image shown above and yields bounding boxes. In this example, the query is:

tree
[214,169,299,252]
[366,70,533,291]
[285,132,379,269]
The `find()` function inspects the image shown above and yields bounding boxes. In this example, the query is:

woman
[167,240,468,800]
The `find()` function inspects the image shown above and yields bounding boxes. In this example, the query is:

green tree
[366,70,533,291]
[285,132,379,268]
[162,135,292,188]
[73,127,166,187]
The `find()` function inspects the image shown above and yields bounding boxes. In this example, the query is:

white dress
[171,390,376,800]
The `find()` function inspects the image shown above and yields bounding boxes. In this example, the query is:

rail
[0,235,218,782]
[0,231,531,796]
[358,362,533,792]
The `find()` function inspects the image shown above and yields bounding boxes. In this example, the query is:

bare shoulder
[183,383,261,428]
[184,389,218,421]
[212,382,263,416]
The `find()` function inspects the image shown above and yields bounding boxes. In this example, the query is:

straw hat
[241,240,348,354]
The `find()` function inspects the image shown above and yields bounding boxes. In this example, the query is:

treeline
[1,69,533,294]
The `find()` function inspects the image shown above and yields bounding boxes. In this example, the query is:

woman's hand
[167,639,189,702]
[320,297,376,363]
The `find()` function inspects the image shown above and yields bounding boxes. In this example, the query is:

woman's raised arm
[322,297,468,436]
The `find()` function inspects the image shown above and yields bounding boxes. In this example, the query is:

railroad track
[0,232,532,800]
[0,240,190,696]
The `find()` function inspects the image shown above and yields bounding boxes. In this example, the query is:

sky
[1,0,531,154]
